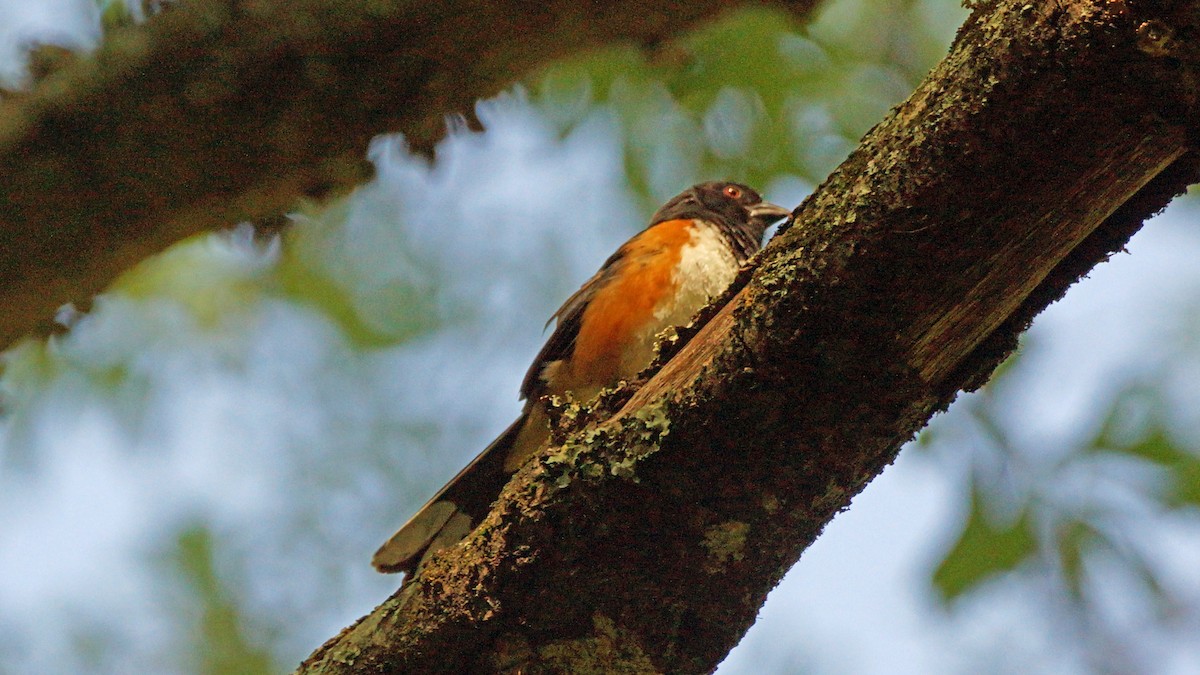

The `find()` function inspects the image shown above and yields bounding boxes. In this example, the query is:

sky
[1,1,1199,674]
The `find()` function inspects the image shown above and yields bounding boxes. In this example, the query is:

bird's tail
[372,415,526,575]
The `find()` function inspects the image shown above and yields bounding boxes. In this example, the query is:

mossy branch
[299,0,1200,672]
[0,0,818,349]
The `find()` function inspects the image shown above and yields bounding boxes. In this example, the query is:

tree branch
[299,0,1200,672]
[0,0,817,349]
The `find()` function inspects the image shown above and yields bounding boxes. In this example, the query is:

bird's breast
[628,221,739,370]
[656,222,741,326]
[558,220,740,399]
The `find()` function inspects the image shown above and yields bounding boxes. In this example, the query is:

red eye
[724,185,742,199]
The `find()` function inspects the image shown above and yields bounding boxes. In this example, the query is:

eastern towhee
[373,181,790,575]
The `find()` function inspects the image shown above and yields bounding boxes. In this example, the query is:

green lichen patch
[701,520,750,574]
[542,397,672,489]
[761,492,781,514]
[533,614,659,675]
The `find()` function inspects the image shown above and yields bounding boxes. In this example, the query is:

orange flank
[562,218,692,393]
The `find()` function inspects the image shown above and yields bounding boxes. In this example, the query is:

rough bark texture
[299,0,1200,672]
[0,0,817,349]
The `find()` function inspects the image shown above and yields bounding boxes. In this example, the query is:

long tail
[372,414,526,575]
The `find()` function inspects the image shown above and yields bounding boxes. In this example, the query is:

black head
[649,181,791,236]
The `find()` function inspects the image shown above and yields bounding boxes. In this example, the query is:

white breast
[659,224,741,324]
[621,224,741,375]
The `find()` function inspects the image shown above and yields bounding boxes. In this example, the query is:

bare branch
[298,0,1200,672]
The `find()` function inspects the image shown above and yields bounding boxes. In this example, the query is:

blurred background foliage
[0,0,1198,673]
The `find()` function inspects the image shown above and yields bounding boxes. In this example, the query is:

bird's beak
[749,201,792,223]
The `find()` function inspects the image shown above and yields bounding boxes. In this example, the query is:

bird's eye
[723,186,742,199]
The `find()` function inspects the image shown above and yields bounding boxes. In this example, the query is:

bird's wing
[517,244,630,400]
[373,223,671,577]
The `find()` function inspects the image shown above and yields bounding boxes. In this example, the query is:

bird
[372,181,791,576]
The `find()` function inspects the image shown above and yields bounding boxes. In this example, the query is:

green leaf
[1084,384,1200,510]
[1168,457,1200,509]
[174,525,279,675]
[1124,427,1188,466]
[98,0,136,33]
[932,484,1038,603]
[1055,519,1098,603]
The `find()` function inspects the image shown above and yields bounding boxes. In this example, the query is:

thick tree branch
[299,0,1200,672]
[0,0,816,349]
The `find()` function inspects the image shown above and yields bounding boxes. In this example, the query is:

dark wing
[518,246,629,400]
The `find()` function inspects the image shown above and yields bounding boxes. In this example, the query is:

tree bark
[298,0,1200,672]
[0,0,817,349]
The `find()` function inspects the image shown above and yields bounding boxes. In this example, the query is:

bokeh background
[2,1,1199,673]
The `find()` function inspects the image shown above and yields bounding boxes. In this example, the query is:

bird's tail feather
[372,414,526,575]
